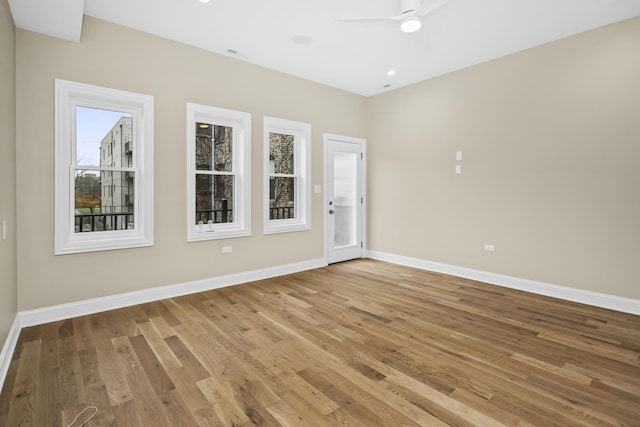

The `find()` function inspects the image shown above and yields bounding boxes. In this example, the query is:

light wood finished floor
[1,259,639,426]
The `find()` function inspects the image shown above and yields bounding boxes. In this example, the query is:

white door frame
[323,133,367,264]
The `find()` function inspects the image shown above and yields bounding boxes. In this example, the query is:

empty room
[1,0,639,425]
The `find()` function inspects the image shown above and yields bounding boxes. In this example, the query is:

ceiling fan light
[400,16,421,33]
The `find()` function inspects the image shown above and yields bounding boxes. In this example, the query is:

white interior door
[325,134,365,264]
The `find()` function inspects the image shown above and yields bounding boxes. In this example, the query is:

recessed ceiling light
[199,0,210,3]
[383,84,392,88]
[227,49,239,55]
[387,70,396,76]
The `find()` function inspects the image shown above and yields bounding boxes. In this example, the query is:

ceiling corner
[9,0,84,43]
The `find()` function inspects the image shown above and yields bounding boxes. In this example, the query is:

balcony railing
[194,207,295,224]
[75,213,134,232]
[269,206,294,220]
[196,209,233,224]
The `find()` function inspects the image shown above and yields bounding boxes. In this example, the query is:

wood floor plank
[163,298,211,337]
[4,339,40,426]
[2,259,639,426]
[157,389,201,427]
[276,390,330,427]
[449,388,522,427]
[58,339,85,412]
[164,366,222,425]
[148,316,177,339]
[77,347,117,426]
[112,398,142,427]
[223,355,283,408]
[197,376,253,426]
[266,397,320,427]
[163,334,211,381]
[298,367,430,427]
[0,354,18,425]
[96,347,133,406]
[169,323,233,376]
[224,366,282,427]
[111,336,171,425]
[32,366,61,427]
[277,372,340,416]
[136,321,182,371]
[384,368,507,426]
[128,334,176,396]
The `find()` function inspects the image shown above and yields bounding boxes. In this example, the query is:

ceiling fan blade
[336,14,406,23]
[414,0,450,17]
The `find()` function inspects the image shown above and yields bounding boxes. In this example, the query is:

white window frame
[55,79,154,255]
[263,116,311,234]
[187,103,251,242]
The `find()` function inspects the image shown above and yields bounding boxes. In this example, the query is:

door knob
[329,209,335,214]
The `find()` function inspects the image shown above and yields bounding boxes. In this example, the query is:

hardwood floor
[1,259,639,426]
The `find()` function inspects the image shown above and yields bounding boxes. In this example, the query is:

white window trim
[187,103,251,242]
[263,116,311,235]
[55,79,154,255]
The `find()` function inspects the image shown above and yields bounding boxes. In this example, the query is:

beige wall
[0,0,17,343]
[15,17,367,311]
[367,18,640,299]
[12,14,640,312]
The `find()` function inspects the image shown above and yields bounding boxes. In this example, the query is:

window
[263,116,311,234]
[187,103,251,241]
[55,80,154,255]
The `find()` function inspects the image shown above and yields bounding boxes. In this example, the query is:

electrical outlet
[2,220,6,240]
[455,165,462,174]
[222,246,232,253]
[484,244,495,252]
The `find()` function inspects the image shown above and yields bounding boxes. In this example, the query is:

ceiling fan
[336,0,450,33]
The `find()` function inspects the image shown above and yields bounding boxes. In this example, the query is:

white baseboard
[0,258,327,390]
[0,316,21,394]
[1,257,327,393]
[19,258,327,328]
[4,251,637,394]
[367,250,640,316]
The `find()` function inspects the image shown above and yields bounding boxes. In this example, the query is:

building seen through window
[74,107,134,232]
[194,122,234,224]
[269,132,296,220]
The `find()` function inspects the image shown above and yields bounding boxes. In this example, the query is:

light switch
[314,184,321,194]
[456,151,462,161]
[455,165,462,174]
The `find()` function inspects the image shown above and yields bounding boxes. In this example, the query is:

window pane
[76,106,133,168]
[269,133,294,174]
[214,125,233,172]
[74,169,135,232]
[269,177,295,219]
[333,152,357,247]
[195,122,212,171]
[195,174,234,224]
[196,124,233,172]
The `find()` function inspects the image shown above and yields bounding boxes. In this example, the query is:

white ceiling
[9,0,640,96]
